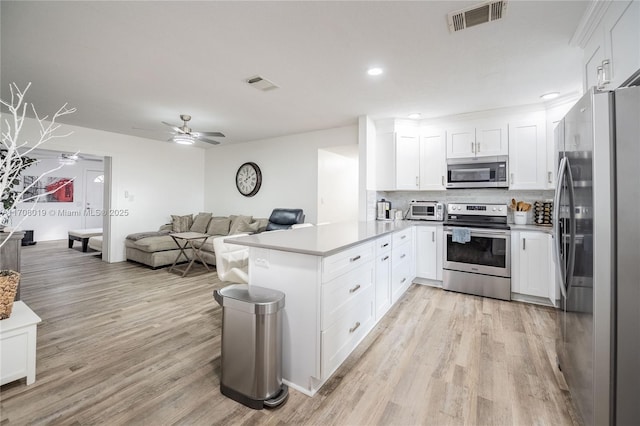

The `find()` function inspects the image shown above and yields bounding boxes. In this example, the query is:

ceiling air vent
[447,0,508,33]
[246,75,279,91]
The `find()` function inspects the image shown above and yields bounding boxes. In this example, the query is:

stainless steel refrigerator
[554,83,640,425]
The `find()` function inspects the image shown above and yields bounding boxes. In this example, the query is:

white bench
[68,228,102,252]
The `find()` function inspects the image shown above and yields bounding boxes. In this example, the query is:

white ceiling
[1,1,588,147]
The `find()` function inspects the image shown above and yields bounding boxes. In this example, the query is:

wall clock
[235,162,262,197]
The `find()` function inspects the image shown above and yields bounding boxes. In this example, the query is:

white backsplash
[374,189,554,224]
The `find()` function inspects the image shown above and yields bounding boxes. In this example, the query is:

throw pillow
[234,220,260,234]
[171,214,193,232]
[190,212,212,233]
[229,215,253,235]
[207,217,231,236]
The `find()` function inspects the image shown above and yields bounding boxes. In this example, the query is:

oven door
[443,227,511,277]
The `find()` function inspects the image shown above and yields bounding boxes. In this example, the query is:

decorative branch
[0,83,76,249]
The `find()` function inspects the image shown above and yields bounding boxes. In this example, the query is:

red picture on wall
[23,176,74,202]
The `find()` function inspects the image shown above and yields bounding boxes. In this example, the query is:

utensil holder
[514,211,527,225]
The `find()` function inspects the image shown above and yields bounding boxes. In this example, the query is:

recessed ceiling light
[541,92,560,100]
[367,67,384,76]
[408,113,421,119]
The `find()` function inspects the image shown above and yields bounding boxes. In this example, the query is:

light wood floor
[1,240,581,425]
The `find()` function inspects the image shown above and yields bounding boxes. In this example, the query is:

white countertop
[509,224,553,234]
[227,220,415,256]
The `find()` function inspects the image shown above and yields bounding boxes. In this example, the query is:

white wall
[16,118,205,262]
[13,157,103,241]
[204,125,358,223]
[317,145,358,224]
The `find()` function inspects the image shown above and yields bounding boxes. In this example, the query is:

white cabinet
[447,122,508,159]
[1,301,42,386]
[391,227,414,304]
[375,128,446,191]
[508,114,547,190]
[419,130,447,190]
[415,225,443,281]
[511,231,557,305]
[374,235,392,320]
[395,133,421,190]
[582,0,640,90]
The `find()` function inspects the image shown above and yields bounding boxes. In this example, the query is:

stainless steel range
[443,203,511,301]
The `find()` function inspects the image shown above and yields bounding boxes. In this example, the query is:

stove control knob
[492,207,497,211]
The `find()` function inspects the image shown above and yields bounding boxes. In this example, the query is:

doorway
[84,169,104,228]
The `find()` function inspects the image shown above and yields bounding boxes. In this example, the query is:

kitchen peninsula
[228,221,417,396]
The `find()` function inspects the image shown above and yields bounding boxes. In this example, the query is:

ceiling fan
[162,114,225,145]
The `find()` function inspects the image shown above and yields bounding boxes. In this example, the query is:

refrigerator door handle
[565,158,577,295]
[553,156,568,298]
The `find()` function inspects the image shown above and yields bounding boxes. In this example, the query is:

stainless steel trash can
[213,284,288,409]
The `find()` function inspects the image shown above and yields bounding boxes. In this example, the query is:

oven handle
[443,226,509,237]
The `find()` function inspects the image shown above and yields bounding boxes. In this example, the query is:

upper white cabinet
[508,113,547,190]
[374,123,446,191]
[447,122,508,158]
[419,129,447,190]
[582,0,640,90]
[395,134,421,190]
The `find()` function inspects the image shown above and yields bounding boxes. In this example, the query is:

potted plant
[0,83,75,318]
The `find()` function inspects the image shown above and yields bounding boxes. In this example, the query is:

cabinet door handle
[471,142,475,153]
[400,235,406,240]
[400,278,407,283]
[382,255,390,261]
[349,284,361,294]
[432,231,435,242]
[381,243,389,248]
[350,255,361,262]
[548,171,552,184]
[601,59,611,87]
[400,254,406,259]
[349,322,361,333]
[441,175,445,186]
[476,142,480,153]
[523,238,526,250]
[510,173,514,185]
[416,176,419,187]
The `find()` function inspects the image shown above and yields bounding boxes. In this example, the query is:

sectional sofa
[125,213,268,269]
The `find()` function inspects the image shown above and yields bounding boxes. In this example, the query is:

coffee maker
[376,199,391,220]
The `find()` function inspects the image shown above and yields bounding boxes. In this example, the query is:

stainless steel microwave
[446,155,508,188]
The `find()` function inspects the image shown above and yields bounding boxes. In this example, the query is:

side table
[0,301,42,386]
[168,232,211,277]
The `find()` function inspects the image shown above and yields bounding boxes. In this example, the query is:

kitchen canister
[514,211,527,225]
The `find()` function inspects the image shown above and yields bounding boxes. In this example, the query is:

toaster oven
[408,201,445,221]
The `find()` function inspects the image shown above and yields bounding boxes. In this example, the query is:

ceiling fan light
[173,134,195,145]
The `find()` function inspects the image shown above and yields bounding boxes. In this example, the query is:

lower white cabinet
[0,301,42,386]
[415,225,443,281]
[391,228,414,304]
[511,231,557,305]
[374,235,392,320]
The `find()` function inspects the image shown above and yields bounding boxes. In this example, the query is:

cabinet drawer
[392,228,413,247]
[321,286,374,379]
[375,235,392,255]
[391,260,412,303]
[392,240,412,265]
[322,241,375,283]
[321,262,374,330]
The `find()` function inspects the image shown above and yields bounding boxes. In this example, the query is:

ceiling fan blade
[194,131,225,138]
[161,121,183,133]
[196,136,221,145]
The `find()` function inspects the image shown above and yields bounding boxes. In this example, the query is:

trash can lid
[216,284,285,314]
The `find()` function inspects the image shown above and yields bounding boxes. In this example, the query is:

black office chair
[266,208,305,231]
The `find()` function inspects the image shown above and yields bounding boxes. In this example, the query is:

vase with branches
[1,83,76,318]
[1,82,76,247]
